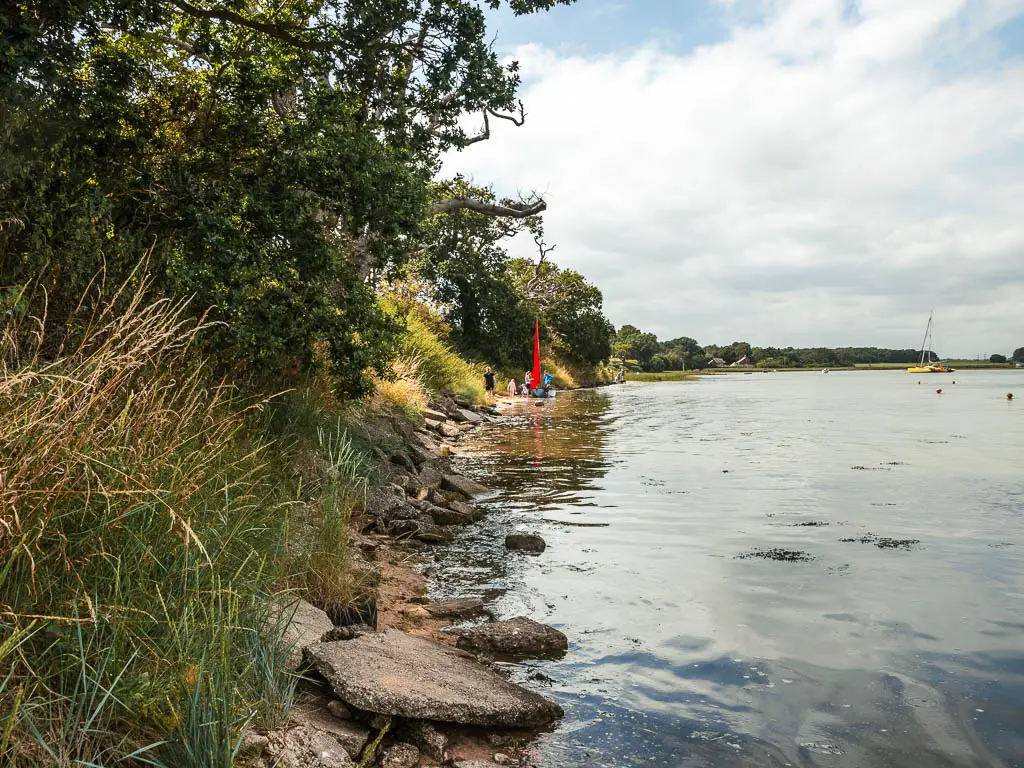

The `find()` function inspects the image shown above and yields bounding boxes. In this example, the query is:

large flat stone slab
[306,630,563,728]
[441,474,489,497]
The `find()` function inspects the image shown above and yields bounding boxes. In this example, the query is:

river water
[437,371,1024,768]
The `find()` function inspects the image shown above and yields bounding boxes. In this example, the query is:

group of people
[482,366,553,398]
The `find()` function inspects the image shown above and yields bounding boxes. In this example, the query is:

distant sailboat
[907,312,956,373]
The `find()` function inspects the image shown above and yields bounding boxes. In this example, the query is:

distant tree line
[611,325,1022,371]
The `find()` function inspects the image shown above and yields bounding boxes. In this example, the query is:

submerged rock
[455,616,568,657]
[442,473,489,497]
[504,532,546,553]
[306,630,563,727]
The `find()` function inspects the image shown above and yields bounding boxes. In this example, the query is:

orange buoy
[936,389,942,394]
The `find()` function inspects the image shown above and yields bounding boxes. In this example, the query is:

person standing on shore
[507,378,518,396]
[523,371,531,396]
[483,367,495,399]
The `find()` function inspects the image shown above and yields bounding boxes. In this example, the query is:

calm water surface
[435,371,1024,767]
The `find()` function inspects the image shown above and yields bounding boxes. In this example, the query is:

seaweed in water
[791,521,830,527]
[736,548,816,562]
[851,465,892,471]
[838,533,920,551]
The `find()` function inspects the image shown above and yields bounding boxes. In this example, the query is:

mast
[918,311,933,366]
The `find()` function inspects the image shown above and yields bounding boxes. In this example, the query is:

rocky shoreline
[248,394,561,768]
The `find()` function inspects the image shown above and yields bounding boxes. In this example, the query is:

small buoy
[952,380,956,384]
[936,389,942,394]
[1008,393,1014,401]
[917,381,921,385]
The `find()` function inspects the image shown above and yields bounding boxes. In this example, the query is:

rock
[455,762,503,768]
[364,484,407,518]
[267,597,334,671]
[414,486,444,504]
[423,598,486,620]
[380,743,420,768]
[289,704,370,759]
[397,604,431,623]
[388,517,454,543]
[441,474,489,497]
[423,502,474,526]
[493,754,512,765]
[457,407,483,424]
[403,721,448,760]
[446,499,480,520]
[486,732,511,748]
[416,463,445,489]
[327,700,353,721]
[307,630,564,727]
[274,726,355,768]
[455,617,568,657]
[504,533,546,553]
[390,451,417,474]
[423,408,449,423]
[238,730,269,758]
[439,421,462,439]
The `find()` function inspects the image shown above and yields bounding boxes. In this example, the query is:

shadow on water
[431,376,1024,767]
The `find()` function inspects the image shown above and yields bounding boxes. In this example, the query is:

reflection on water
[432,372,1024,767]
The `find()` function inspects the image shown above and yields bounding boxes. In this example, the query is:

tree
[613,325,659,367]
[990,354,1008,364]
[508,256,613,366]
[1,0,576,395]
[1013,347,1024,363]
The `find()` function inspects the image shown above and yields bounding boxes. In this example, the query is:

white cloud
[444,0,1024,356]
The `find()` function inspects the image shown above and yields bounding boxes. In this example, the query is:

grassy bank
[0,281,485,765]
[625,371,698,382]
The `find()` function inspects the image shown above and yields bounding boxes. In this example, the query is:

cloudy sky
[443,0,1024,357]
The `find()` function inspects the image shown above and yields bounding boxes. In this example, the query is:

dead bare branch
[428,196,547,218]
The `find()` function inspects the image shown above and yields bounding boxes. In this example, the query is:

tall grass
[0,277,296,765]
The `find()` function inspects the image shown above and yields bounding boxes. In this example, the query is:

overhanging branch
[429,197,547,218]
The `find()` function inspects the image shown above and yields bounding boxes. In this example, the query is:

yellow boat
[907,313,956,373]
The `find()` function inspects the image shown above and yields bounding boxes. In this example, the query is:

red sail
[530,320,541,390]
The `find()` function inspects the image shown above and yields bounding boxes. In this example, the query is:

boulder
[403,721,448,761]
[267,597,334,671]
[438,421,462,439]
[380,743,419,768]
[414,486,445,505]
[327,700,353,721]
[273,726,354,768]
[455,617,568,658]
[407,443,437,467]
[387,517,454,543]
[416,463,445,489]
[306,630,563,727]
[456,407,483,424]
[423,598,486,620]
[504,533,545,553]
[423,408,449,423]
[364,484,407,518]
[289,703,370,759]
[423,502,474,526]
[441,474,489,498]
[389,451,417,474]
[446,499,480,520]
[424,417,445,433]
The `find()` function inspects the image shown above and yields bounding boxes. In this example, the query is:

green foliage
[1014,347,1024,363]
[613,325,659,367]
[990,353,1008,364]
[0,285,299,764]
[1,0,577,396]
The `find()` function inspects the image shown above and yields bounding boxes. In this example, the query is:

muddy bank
[247,394,565,768]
